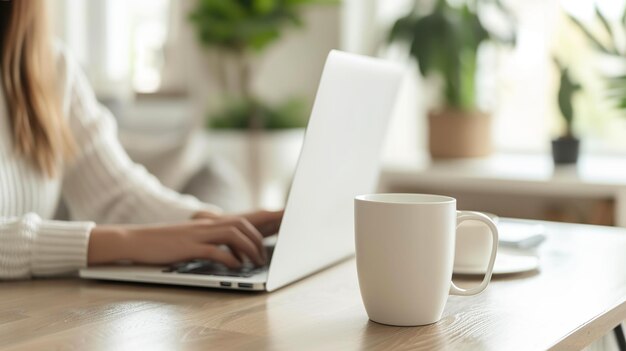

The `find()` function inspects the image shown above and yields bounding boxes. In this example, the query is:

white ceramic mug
[354,194,498,326]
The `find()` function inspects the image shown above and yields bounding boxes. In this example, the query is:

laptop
[79,50,404,292]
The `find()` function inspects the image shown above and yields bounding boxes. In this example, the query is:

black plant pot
[551,136,580,164]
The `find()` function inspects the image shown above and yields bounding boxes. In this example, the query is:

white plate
[453,252,540,275]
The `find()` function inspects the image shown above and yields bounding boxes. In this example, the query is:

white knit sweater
[0,47,220,279]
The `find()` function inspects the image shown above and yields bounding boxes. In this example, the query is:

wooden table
[2,220,626,351]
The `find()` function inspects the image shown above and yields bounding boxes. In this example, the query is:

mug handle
[449,211,499,296]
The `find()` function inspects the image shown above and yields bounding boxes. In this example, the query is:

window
[127,0,171,93]
[51,0,172,95]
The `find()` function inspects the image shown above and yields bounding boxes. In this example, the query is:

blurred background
[48,0,626,225]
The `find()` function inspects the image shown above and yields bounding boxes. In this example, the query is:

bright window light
[127,0,171,93]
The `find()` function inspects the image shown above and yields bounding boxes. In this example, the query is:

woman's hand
[87,211,283,268]
[193,210,284,237]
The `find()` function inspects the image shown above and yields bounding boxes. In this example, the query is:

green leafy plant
[388,0,514,112]
[189,0,332,130]
[208,97,308,129]
[555,60,582,138]
[568,6,626,116]
[189,0,323,52]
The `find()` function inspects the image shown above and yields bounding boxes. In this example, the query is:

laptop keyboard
[163,246,274,278]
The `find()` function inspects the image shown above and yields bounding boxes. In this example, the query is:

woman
[0,1,282,279]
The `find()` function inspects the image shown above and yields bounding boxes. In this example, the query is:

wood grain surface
[1,220,626,351]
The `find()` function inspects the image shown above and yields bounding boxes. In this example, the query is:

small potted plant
[188,0,327,207]
[552,60,582,165]
[388,0,514,158]
[552,5,626,164]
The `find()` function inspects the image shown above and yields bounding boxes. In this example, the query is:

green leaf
[567,14,614,55]
[208,97,309,130]
[556,64,581,129]
[189,0,327,52]
[605,75,626,116]
[254,0,276,14]
[388,15,418,43]
[388,0,502,109]
[568,6,626,119]
[595,5,614,46]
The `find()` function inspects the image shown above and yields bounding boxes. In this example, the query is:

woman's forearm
[85,211,282,267]
[87,226,132,265]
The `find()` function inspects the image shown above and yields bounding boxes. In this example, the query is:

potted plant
[555,6,626,164]
[552,61,582,165]
[188,0,325,207]
[388,0,514,158]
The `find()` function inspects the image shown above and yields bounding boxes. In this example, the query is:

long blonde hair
[1,0,74,176]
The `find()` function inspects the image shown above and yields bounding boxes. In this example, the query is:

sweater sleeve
[58,49,221,224]
[0,213,94,279]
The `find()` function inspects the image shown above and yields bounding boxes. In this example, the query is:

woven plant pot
[428,109,492,158]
